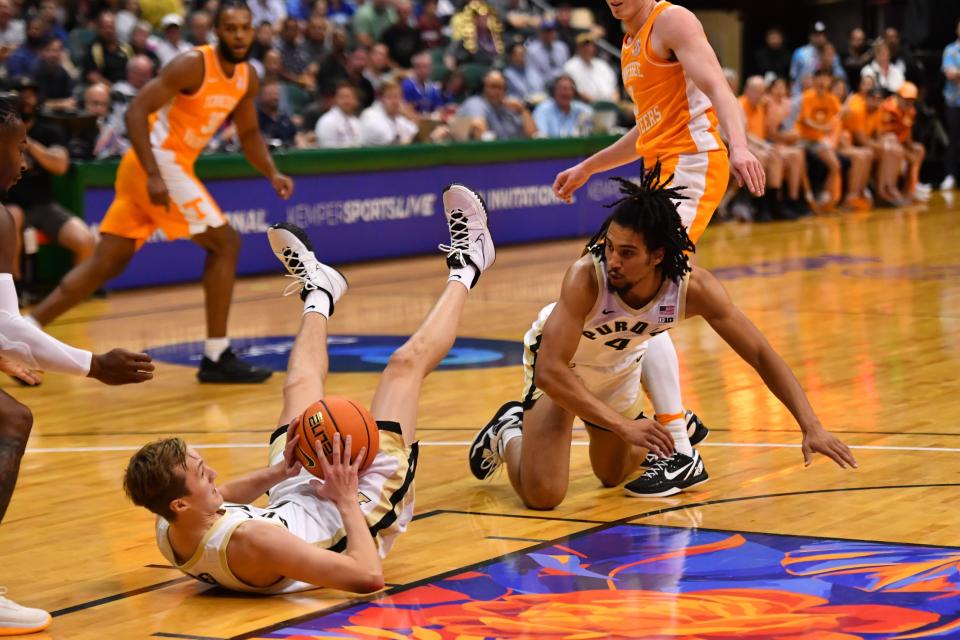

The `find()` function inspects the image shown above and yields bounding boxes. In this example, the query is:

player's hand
[553,163,591,203]
[277,430,303,479]
[271,173,294,200]
[619,417,675,459]
[730,144,765,197]
[0,355,41,386]
[87,349,155,385]
[802,426,858,469]
[147,174,170,209]
[310,433,364,507]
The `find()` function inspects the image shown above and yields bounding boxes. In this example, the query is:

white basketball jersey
[571,253,688,371]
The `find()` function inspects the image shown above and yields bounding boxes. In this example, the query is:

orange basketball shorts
[99,149,226,249]
[644,148,730,245]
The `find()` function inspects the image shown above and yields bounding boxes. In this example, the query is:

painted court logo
[147,335,524,372]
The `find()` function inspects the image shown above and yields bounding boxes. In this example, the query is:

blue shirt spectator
[943,33,960,108]
[790,22,845,94]
[533,97,592,138]
[524,22,568,91]
[402,52,447,113]
[504,42,542,101]
[456,71,535,139]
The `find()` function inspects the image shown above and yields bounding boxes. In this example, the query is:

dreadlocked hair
[585,159,696,283]
[0,96,21,132]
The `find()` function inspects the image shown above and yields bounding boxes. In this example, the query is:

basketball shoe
[640,410,710,467]
[0,588,50,635]
[624,449,709,498]
[267,222,348,313]
[469,401,523,480]
[440,184,495,288]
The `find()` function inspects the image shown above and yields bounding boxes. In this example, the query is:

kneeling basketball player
[470,161,856,509]
[123,184,495,593]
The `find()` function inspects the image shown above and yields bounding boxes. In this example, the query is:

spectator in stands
[790,21,845,95]
[563,32,618,104]
[861,40,904,95]
[883,27,922,84]
[352,0,396,48]
[31,37,75,111]
[187,10,215,45]
[798,68,843,209]
[752,27,791,82]
[416,0,444,50]
[381,0,422,69]
[83,82,128,158]
[843,27,871,83]
[827,76,874,210]
[504,41,541,102]
[249,20,276,62]
[82,11,132,85]
[6,19,49,79]
[276,16,313,89]
[442,68,468,105]
[359,78,418,145]
[116,0,141,43]
[449,0,503,66]
[532,73,592,138]
[554,4,585,54]
[315,81,362,147]
[501,0,537,42]
[250,0,287,29]
[844,79,904,205]
[364,42,392,92]
[763,77,811,217]
[129,20,161,70]
[316,29,370,102]
[739,75,790,220]
[403,51,446,114]
[942,19,960,191]
[456,69,536,139]
[111,54,154,106]
[525,20,568,92]
[5,77,96,270]
[0,0,25,62]
[880,81,925,201]
[302,14,328,62]
[326,0,355,29]
[258,80,297,147]
[37,0,66,45]
[155,13,191,67]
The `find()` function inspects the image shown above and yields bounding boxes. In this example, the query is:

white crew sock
[448,264,477,291]
[204,337,230,362]
[642,332,692,456]
[498,424,522,457]
[303,290,331,318]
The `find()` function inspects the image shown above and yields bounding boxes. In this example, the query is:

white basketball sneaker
[0,588,51,635]
[268,223,348,313]
[439,184,495,288]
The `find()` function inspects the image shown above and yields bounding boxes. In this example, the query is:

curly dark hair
[0,96,22,132]
[585,159,696,283]
[214,0,252,27]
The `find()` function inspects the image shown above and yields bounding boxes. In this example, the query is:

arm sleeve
[0,274,92,376]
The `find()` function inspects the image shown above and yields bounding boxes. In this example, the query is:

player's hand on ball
[88,349,155,385]
[146,174,170,209]
[310,433,365,507]
[272,173,294,200]
[621,417,675,459]
[802,427,858,469]
[553,163,590,203]
[278,431,303,479]
[0,355,41,385]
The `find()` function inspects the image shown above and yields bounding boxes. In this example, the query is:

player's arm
[553,126,640,202]
[233,71,293,200]
[684,267,857,468]
[534,257,674,456]
[219,431,303,504]
[656,6,764,195]
[25,139,68,175]
[125,51,205,207]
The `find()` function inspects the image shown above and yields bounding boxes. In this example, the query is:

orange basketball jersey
[148,44,250,163]
[621,1,723,160]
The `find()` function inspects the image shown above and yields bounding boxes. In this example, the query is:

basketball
[290,397,379,478]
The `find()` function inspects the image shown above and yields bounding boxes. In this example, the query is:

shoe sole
[0,617,52,635]
[623,474,709,499]
[443,183,489,223]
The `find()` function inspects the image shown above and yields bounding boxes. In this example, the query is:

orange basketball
[290,397,379,478]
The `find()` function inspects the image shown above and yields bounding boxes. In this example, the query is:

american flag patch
[659,305,676,315]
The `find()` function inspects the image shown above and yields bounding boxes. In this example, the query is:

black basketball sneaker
[469,401,523,480]
[625,449,708,498]
[197,347,273,384]
[641,410,710,467]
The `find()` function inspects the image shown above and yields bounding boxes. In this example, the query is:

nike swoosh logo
[305,305,316,310]
[451,274,462,280]
[476,233,486,263]
[602,309,616,315]
[663,462,694,481]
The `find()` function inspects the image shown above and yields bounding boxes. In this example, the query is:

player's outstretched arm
[534,258,675,456]
[219,431,303,503]
[685,267,857,469]
[553,126,640,203]
[657,6,765,196]
[233,72,293,200]
[125,52,205,208]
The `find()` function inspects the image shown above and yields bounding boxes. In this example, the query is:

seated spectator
[276,16,313,89]
[359,78,418,145]
[942,19,960,192]
[843,27,871,83]
[317,39,374,109]
[129,20,161,70]
[365,42,393,92]
[249,21,276,62]
[525,19,568,89]
[844,79,904,205]
[797,68,843,209]
[351,0,395,48]
[315,81,362,147]
[37,0,66,45]
[826,76,874,210]
[762,77,811,216]
[416,0,444,50]
[82,83,129,158]
[790,21,845,95]
[563,32,618,103]
[155,13,192,67]
[861,40,905,95]
[739,75,792,220]
[250,0,287,29]
[258,80,298,147]
[261,47,284,84]
[116,0,141,42]
[6,19,49,79]
[31,37,75,111]
[112,54,156,105]
[449,0,504,66]
[187,10,215,45]
[532,74,592,138]
[5,77,95,272]
[501,0,537,42]
[442,67,468,105]
[402,52,446,114]
[381,0,422,69]
[879,81,925,201]
[326,0,355,29]
[503,41,541,102]
[0,0,25,62]
[456,69,536,139]
[752,27,790,81]
[302,14,328,63]
[82,11,133,85]
[884,26,922,84]
[554,4,586,54]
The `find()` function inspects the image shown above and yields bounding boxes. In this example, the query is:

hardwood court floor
[2,195,960,638]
